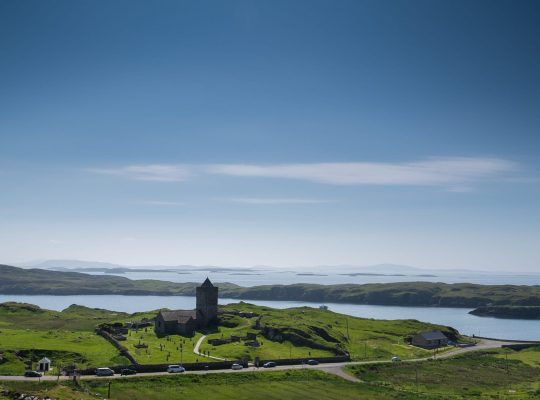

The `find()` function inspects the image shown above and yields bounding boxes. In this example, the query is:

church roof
[200,277,214,288]
[159,310,197,323]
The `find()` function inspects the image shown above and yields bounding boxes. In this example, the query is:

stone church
[155,278,218,336]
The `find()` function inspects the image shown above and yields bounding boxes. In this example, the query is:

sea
[2,268,540,341]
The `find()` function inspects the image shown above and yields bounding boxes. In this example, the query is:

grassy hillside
[222,282,540,307]
[212,303,457,362]
[3,264,540,308]
[348,347,540,398]
[0,264,238,296]
[0,301,457,373]
[0,370,429,400]
[0,303,147,374]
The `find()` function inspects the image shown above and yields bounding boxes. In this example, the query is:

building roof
[159,310,197,323]
[416,331,448,341]
[39,357,51,363]
[200,277,214,288]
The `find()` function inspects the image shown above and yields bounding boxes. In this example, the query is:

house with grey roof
[155,278,218,336]
[411,330,449,349]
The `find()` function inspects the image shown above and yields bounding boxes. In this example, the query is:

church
[154,278,218,336]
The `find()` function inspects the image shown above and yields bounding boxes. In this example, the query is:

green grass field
[495,346,540,367]
[0,303,140,374]
[0,328,126,374]
[348,347,540,399]
[0,370,422,400]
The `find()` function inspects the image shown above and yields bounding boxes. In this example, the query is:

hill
[2,264,540,308]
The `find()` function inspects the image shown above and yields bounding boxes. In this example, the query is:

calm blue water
[84,270,540,286]
[1,294,539,341]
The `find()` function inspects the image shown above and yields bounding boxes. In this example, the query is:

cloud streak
[227,197,332,205]
[209,158,516,186]
[89,157,517,187]
[134,200,185,206]
[89,164,192,182]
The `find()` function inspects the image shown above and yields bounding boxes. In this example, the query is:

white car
[391,356,401,362]
[167,365,185,373]
[231,363,243,370]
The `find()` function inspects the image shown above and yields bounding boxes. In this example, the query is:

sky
[0,0,539,271]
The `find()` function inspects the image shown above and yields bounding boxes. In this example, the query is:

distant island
[339,273,437,277]
[469,306,540,319]
[2,264,540,312]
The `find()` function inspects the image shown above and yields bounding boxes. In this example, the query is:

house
[155,278,218,336]
[411,331,449,349]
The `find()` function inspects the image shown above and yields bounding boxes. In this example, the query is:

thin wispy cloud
[209,158,516,186]
[227,198,332,205]
[89,164,192,182]
[134,200,185,206]
[89,157,517,188]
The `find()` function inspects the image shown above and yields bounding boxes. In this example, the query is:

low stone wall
[76,355,350,375]
[257,355,350,366]
[472,335,540,344]
[96,328,138,365]
[502,343,540,351]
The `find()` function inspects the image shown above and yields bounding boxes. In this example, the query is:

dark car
[24,371,42,378]
[263,362,276,368]
[120,368,137,376]
[96,367,115,376]
[307,359,319,365]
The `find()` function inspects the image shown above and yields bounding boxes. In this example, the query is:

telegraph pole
[364,341,367,358]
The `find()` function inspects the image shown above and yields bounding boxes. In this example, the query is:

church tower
[196,277,218,327]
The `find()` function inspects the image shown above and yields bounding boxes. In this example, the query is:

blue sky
[0,0,539,270]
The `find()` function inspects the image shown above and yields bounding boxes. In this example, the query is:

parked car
[167,365,185,373]
[263,361,276,368]
[391,356,401,362]
[24,371,42,378]
[120,368,137,376]
[95,367,115,377]
[231,363,244,370]
[307,359,319,365]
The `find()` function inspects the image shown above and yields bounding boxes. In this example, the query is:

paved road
[0,339,525,383]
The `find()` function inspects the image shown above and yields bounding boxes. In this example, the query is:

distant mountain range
[15,259,534,277]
